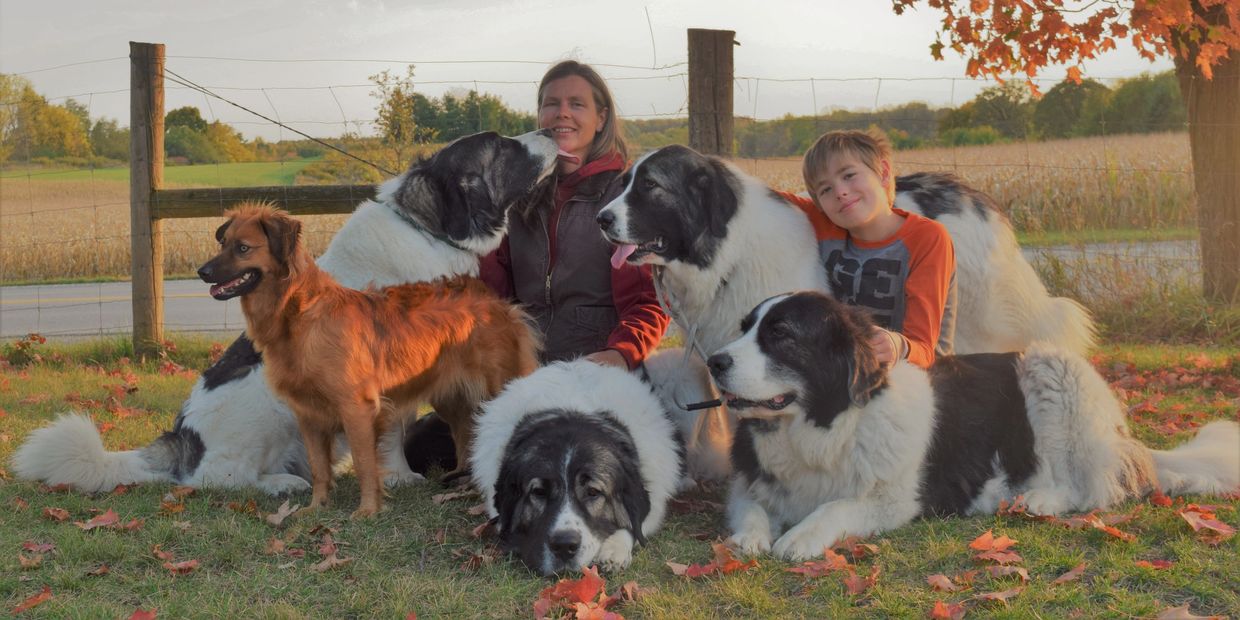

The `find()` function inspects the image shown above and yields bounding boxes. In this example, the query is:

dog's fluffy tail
[11,413,189,492]
[1032,296,1096,357]
[1150,420,1240,496]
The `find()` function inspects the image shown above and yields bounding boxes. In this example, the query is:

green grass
[1017,227,1198,247]
[0,337,1236,618]
[0,160,319,187]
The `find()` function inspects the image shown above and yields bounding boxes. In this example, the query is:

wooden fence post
[130,41,165,358]
[687,28,736,157]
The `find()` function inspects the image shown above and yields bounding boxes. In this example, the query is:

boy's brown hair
[538,60,628,163]
[802,128,896,207]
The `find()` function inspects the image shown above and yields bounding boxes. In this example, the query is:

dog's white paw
[595,530,635,572]
[384,470,426,488]
[772,523,837,561]
[257,474,311,496]
[1021,488,1070,516]
[727,528,772,556]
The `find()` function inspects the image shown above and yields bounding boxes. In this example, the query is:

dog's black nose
[196,264,213,282]
[706,353,732,378]
[596,209,615,231]
[548,530,581,561]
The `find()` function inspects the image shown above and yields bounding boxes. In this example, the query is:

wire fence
[0,53,1217,339]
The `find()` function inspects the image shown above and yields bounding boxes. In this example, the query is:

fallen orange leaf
[1050,562,1087,586]
[18,552,43,570]
[75,509,120,531]
[11,585,52,615]
[128,609,158,620]
[842,564,880,595]
[42,507,70,522]
[1134,559,1174,570]
[929,600,967,619]
[163,559,199,575]
[972,586,1024,606]
[926,574,961,592]
[1154,604,1225,619]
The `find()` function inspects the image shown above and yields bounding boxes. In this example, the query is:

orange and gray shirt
[781,192,957,368]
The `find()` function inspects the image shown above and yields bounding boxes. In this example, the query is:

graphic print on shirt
[821,241,910,332]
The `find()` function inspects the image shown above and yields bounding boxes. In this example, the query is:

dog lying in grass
[198,203,539,518]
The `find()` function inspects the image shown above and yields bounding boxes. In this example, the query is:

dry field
[739,132,1194,233]
[0,132,1196,283]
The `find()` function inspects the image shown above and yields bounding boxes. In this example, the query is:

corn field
[0,132,1196,283]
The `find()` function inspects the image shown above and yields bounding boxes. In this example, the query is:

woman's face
[538,75,606,174]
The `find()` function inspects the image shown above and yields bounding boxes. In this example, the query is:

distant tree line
[2,68,1186,170]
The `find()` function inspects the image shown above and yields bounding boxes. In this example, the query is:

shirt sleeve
[775,190,843,240]
[605,261,670,369]
[900,219,956,368]
[478,236,514,300]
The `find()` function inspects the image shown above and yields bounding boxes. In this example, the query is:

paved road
[0,241,1201,341]
[0,279,245,340]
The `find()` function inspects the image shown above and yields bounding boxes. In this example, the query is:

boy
[781,129,956,368]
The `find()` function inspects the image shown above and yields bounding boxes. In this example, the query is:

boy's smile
[813,153,901,242]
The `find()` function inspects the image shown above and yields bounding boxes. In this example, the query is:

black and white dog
[597,145,1095,359]
[708,291,1240,560]
[471,359,683,575]
[13,130,562,495]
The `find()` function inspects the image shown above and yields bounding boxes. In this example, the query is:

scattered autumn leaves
[533,566,648,620]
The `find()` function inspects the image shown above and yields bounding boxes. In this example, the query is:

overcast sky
[1,0,1173,141]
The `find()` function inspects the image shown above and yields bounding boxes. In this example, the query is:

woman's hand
[584,349,628,369]
[867,327,904,366]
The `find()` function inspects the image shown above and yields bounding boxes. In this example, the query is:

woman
[480,60,668,368]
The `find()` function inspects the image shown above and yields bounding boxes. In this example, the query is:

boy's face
[811,152,892,237]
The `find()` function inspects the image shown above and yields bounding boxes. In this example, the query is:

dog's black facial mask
[755,293,887,428]
[393,131,555,244]
[494,410,649,575]
[611,145,740,269]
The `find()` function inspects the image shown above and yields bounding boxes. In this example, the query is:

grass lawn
[1016,227,1198,247]
[0,337,1236,618]
[0,160,318,188]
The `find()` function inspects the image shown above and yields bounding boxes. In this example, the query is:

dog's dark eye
[642,178,657,190]
[585,487,603,499]
[768,322,792,340]
[529,486,547,498]
[237,243,250,254]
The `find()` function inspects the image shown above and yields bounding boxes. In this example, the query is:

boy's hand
[584,349,629,369]
[867,327,904,366]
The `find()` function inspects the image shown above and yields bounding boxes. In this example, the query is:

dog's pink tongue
[610,244,637,269]
[557,149,580,165]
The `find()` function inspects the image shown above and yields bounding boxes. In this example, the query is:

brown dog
[197,202,539,518]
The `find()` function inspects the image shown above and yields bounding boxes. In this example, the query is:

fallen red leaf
[128,609,158,620]
[472,518,497,539]
[1050,562,1087,586]
[534,566,611,619]
[1154,604,1226,619]
[927,574,961,592]
[974,549,1023,564]
[1135,559,1174,570]
[42,507,70,522]
[75,509,120,531]
[843,564,880,595]
[264,538,286,555]
[11,585,52,615]
[456,545,501,572]
[310,555,352,572]
[226,499,257,514]
[929,600,967,620]
[985,565,1029,582]
[13,497,29,510]
[18,552,43,570]
[21,541,54,554]
[151,544,175,561]
[265,500,298,527]
[86,564,110,576]
[1177,505,1237,544]
[1149,490,1174,507]
[968,530,1017,552]
[972,586,1024,606]
[166,486,196,500]
[163,559,199,575]
[116,518,144,532]
[786,547,851,578]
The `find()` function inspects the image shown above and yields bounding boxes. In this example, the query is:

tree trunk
[1175,51,1240,303]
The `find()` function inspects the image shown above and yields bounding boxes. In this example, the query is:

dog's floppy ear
[612,456,651,545]
[845,309,888,407]
[259,211,302,274]
[492,460,524,540]
[214,218,232,244]
[690,157,739,240]
[441,174,495,241]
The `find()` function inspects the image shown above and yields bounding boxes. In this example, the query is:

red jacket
[480,154,668,368]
